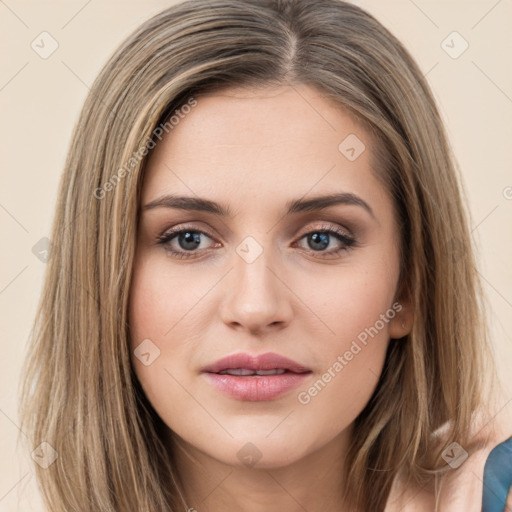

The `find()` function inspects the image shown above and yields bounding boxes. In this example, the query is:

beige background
[1,0,511,509]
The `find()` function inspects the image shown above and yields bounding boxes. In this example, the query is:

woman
[18,0,511,510]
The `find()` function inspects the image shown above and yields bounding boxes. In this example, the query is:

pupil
[309,232,329,250]
[179,231,201,251]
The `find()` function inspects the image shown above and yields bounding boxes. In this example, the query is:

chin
[216,440,310,470]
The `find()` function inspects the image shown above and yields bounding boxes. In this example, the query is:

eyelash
[156,223,356,260]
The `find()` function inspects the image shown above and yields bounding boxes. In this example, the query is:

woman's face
[128,84,411,469]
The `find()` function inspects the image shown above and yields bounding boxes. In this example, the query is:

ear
[389,282,414,340]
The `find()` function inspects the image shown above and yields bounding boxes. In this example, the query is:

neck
[164,425,356,512]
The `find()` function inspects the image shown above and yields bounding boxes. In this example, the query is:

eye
[295,223,356,257]
[156,226,219,259]
[156,223,356,260]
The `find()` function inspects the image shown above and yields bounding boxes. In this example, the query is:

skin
[128,83,414,512]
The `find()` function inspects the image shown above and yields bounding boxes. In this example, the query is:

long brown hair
[18,0,497,510]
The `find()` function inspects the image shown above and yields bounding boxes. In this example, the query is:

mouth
[216,368,291,376]
[201,352,312,401]
[201,352,311,374]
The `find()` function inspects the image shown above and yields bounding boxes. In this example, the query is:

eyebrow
[143,192,375,219]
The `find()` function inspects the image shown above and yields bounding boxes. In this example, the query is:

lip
[202,352,311,374]
[201,352,312,401]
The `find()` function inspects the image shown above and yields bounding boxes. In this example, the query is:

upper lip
[202,352,311,374]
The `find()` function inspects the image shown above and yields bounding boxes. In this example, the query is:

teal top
[482,436,512,512]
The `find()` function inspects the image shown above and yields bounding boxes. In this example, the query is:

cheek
[127,256,198,407]
[293,257,399,409]
[305,260,399,347]
[128,254,210,345]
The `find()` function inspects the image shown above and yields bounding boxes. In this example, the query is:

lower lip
[203,372,311,401]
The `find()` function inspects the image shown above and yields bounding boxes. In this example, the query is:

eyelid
[296,221,353,238]
[158,220,353,243]
[157,223,217,241]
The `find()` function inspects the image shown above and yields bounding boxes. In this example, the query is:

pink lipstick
[201,352,312,401]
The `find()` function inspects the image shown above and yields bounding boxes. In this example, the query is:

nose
[219,244,293,336]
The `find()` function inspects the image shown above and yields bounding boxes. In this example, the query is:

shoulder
[385,408,512,512]
[482,435,512,512]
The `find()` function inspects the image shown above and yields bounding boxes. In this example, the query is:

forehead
[141,84,390,216]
